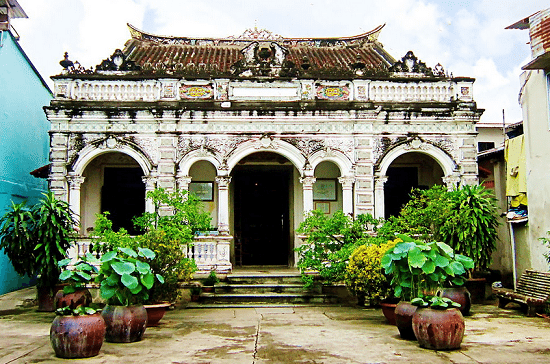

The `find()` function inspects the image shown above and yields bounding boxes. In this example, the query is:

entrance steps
[187,267,340,308]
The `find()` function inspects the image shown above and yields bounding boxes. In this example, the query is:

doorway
[384,166,418,219]
[233,165,291,266]
[101,167,145,235]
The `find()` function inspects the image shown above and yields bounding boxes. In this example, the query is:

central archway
[231,152,295,266]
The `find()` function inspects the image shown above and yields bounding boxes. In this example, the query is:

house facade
[45,24,482,270]
[506,8,550,280]
[0,0,51,294]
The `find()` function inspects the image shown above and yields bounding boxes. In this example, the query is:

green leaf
[112,261,135,275]
[118,247,137,257]
[59,270,73,281]
[422,260,436,274]
[408,247,427,268]
[121,273,138,290]
[141,272,155,289]
[75,271,92,281]
[58,258,72,268]
[435,241,454,257]
[100,283,116,300]
[138,247,156,259]
[156,274,164,284]
[449,261,466,276]
[136,260,151,275]
[455,254,475,270]
[128,284,142,295]
[106,272,119,286]
[434,255,450,268]
[101,251,117,262]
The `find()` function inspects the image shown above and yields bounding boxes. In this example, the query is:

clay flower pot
[439,287,471,316]
[144,302,171,327]
[380,302,398,325]
[394,301,417,340]
[101,304,148,343]
[412,307,465,350]
[54,288,92,310]
[50,313,105,358]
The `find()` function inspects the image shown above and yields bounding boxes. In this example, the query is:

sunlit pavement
[1,287,549,363]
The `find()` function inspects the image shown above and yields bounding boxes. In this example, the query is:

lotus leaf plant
[57,253,99,295]
[381,234,474,301]
[96,247,164,306]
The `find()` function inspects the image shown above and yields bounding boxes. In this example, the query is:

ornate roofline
[127,23,385,47]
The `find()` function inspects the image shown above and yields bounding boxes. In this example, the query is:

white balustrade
[68,235,233,273]
[369,81,455,103]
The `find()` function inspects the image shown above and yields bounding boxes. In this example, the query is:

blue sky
[12,0,545,125]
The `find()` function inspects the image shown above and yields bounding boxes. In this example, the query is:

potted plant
[95,246,164,343]
[0,192,78,311]
[50,254,105,358]
[50,305,106,358]
[345,240,397,318]
[381,234,473,340]
[189,283,202,302]
[410,296,465,350]
[54,253,98,309]
[202,269,219,292]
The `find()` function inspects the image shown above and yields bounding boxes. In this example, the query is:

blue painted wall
[0,31,52,295]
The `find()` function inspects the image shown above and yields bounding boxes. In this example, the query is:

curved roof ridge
[127,23,385,46]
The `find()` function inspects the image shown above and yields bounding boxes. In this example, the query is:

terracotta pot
[202,286,214,293]
[37,284,65,312]
[50,313,105,358]
[101,304,148,343]
[394,301,417,340]
[144,302,170,327]
[380,302,398,325]
[412,307,465,350]
[54,288,92,310]
[465,277,486,304]
[439,287,471,316]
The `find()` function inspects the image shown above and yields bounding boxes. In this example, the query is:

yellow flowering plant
[345,239,398,305]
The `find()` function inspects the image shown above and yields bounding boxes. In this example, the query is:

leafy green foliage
[411,296,461,310]
[345,240,397,304]
[295,210,383,287]
[95,247,164,306]
[0,192,78,291]
[203,269,219,286]
[55,304,101,316]
[58,253,99,294]
[381,234,474,301]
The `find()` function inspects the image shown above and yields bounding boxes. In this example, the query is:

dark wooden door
[101,167,145,235]
[233,166,290,266]
[384,167,418,219]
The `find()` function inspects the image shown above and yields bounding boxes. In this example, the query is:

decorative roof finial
[59,52,73,70]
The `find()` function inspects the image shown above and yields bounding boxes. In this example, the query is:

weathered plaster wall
[0,32,51,295]
[521,70,550,272]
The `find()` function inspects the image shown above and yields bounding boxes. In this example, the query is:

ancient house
[45,24,482,271]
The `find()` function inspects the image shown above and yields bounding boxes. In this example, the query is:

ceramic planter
[54,288,92,310]
[380,302,397,325]
[101,304,148,343]
[50,313,105,358]
[144,302,171,327]
[412,307,465,350]
[394,301,417,340]
[439,287,471,316]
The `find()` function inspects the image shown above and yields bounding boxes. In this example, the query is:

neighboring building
[0,0,52,294]
[506,8,550,281]
[45,24,483,271]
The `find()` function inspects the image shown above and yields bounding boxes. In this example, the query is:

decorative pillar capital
[374,175,388,190]
[300,176,316,188]
[338,176,355,189]
[176,175,193,190]
[215,176,232,188]
[142,175,158,191]
[442,174,461,191]
[66,173,85,190]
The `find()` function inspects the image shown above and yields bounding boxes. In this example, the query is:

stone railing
[53,78,474,104]
[68,235,233,273]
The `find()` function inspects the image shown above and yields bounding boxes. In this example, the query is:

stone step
[214,283,321,294]
[198,292,339,305]
[226,273,304,285]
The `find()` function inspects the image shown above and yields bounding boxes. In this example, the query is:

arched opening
[384,152,444,218]
[313,161,343,214]
[188,160,218,228]
[80,152,145,235]
[231,152,296,266]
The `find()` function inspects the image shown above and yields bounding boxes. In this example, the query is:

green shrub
[345,239,397,305]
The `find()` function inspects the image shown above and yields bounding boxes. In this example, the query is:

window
[478,142,495,152]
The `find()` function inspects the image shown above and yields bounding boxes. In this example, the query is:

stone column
[176,174,192,200]
[338,176,355,216]
[142,174,158,214]
[374,175,388,219]
[215,176,232,234]
[67,173,85,231]
[300,176,316,213]
[442,174,461,191]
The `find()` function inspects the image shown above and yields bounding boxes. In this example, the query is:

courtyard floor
[1,287,550,363]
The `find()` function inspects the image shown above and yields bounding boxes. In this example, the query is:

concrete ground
[1,288,550,363]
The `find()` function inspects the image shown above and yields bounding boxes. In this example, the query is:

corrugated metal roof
[0,0,27,19]
[529,8,550,59]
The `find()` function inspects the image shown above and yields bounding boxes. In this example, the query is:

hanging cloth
[505,135,526,197]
